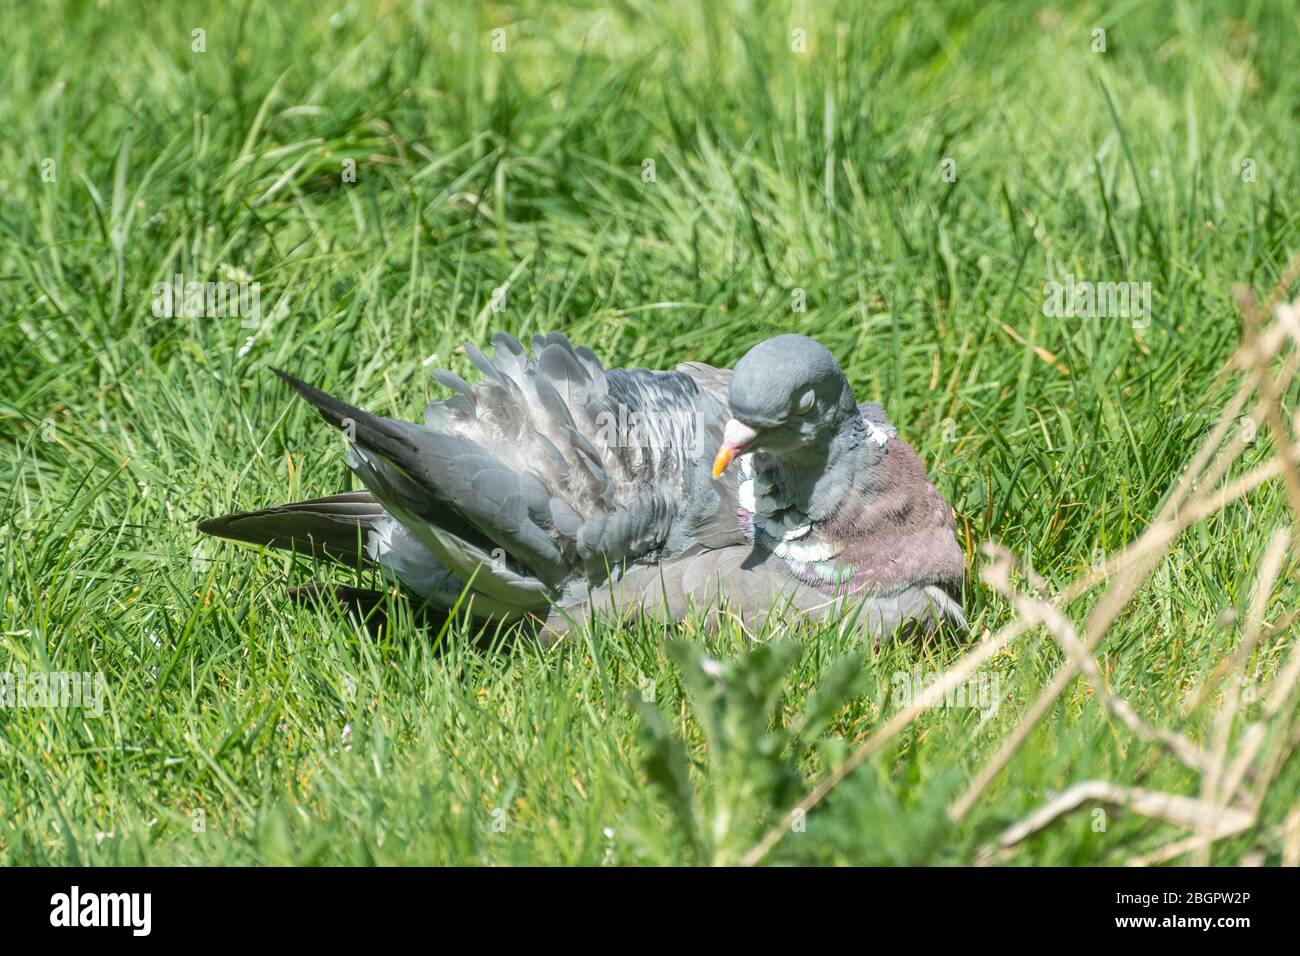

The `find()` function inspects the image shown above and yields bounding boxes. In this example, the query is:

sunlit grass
[1,0,1297,864]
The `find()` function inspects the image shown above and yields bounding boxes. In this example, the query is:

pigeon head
[712,334,858,479]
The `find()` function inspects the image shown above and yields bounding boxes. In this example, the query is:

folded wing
[272,332,736,618]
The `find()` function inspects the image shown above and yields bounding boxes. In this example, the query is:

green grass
[2,0,1299,865]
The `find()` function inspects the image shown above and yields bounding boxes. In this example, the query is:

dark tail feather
[197,490,384,566]
[272,368,419,470]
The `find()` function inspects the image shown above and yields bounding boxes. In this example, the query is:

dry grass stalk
[974,781,1253,866]
[1283,806,1300,867]
[980,543,1210,772]
[946,348,1300,822]
[971,288,1300,864]
[1195,528,1290,862]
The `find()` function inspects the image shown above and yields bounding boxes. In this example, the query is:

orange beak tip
[711,445,735,480]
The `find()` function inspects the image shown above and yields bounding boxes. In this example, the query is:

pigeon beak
[712,419,759,479]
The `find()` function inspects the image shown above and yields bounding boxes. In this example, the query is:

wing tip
[272,366,316,399]
[271,366,354,430]
[196,514,230,536]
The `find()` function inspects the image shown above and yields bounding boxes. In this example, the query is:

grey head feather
[728,334,857,433]
[725,335,865,518]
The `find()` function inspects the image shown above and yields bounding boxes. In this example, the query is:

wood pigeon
[198,332,966,639]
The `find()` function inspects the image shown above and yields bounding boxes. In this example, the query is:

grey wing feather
[272,370,556,613]
[270,333,734,615]
[417,335,736,569]
[677,361,731,408]
[196,490,383,566]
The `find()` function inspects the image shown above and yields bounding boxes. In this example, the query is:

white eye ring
[796,388,816,414]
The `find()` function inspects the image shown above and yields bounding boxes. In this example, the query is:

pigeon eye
[795,388,816,414]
